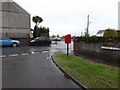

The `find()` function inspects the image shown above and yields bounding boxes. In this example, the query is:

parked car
[0,37,20,47]
[50,37,61,41]
[29,37,51,46]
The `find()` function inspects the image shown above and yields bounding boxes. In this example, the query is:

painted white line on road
[42,51,49,53]
[71,49,73,51]
[9,54,18,57]
[0,55,6,58]
[50,50,55,52]
[50,50,58,52]
[47,56,50,59]
[21,53,29,56]
[51,45,56,47]
[35,52,40,54]
[31,52,35,54]
[50,50,52,52]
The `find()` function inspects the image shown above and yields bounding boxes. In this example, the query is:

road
[1,41,82,88]
[1,41,73,56]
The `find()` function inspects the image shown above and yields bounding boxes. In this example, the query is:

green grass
[53,53,119,88]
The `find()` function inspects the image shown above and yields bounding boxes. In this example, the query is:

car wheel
[12,43,18,47]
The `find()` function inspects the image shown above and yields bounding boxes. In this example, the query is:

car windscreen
[34,37,39,40]
[39,37,49,40]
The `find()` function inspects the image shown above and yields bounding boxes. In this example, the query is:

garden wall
[74,41,120,66]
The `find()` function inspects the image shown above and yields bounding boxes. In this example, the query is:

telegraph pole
[85,15,90,36]
[87,15,89,35]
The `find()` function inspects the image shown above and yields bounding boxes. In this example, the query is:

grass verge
[53,53,119,88]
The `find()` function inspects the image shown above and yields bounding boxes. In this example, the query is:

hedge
[103,29,117,37]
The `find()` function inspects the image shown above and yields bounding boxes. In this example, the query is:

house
[96,30,105,37]
[0,0,30,39]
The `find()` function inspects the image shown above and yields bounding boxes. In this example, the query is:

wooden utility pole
[87,15,89,35]
[85,15,90,36]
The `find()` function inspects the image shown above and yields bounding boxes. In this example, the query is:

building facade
[96,30,105,37]
[0,0,30,38]
[118,1,120,30]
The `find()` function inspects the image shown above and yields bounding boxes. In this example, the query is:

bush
[73,37,81,42]
[82,36,98,43]
[103,29,117,37]
[90,35,98,43]
[83,36,90,43]
[116,30,120,37]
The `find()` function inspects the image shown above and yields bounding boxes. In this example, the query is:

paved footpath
[2,51,82,88]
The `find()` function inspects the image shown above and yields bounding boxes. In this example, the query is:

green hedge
[116,30,120,37]
[82,36,98,43]
[103,29,117,37]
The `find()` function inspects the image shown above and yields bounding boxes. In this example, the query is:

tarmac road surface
[2,41,82,88]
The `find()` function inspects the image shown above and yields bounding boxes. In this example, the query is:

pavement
[1,41,83,89]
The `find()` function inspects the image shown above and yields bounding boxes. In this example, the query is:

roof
[97,30,105,34]
[0,0,30,15]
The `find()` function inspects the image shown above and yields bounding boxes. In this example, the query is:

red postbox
[65,34,71,55]
[65,34,71,43]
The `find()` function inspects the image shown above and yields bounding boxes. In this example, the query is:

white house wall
[1,1,30,38]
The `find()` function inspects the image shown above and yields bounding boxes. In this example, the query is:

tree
[32,16,43,27]
[51,35,56,38]
[39,27,49,37]
[33,25,39,38]
[33,26,50,37]
[32,16,43,38]
[57,34,59,38]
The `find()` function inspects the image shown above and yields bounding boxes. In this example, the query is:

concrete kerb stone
[51,53,88,90]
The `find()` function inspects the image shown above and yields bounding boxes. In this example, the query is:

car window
[34,37,39,40]
[39,37,45,40]
[44,37,49,40]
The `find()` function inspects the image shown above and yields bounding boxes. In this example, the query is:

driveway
[2,41,82,88]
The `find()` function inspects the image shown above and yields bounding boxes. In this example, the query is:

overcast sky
[15,0,119,36]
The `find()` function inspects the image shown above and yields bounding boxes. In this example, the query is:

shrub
[116,30,120,37]
[74,37,81,42]
[83,36,90,43]
[90,35,98,43]
[82,36,98,43]
[103,29,117,37]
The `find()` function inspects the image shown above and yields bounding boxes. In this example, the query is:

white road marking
[21,53,29,56]
[0,55,6,58]
[47,56,50,59]
[35,52,40,54]
[9,54,18,57]
[42,51,49,53]
[71,49,73,51]
[51,45,56,47]
[2,49,56,57]
[50,50,58,52]
[31,52,35,54]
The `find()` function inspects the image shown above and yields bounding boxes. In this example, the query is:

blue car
[0,37,20,47]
